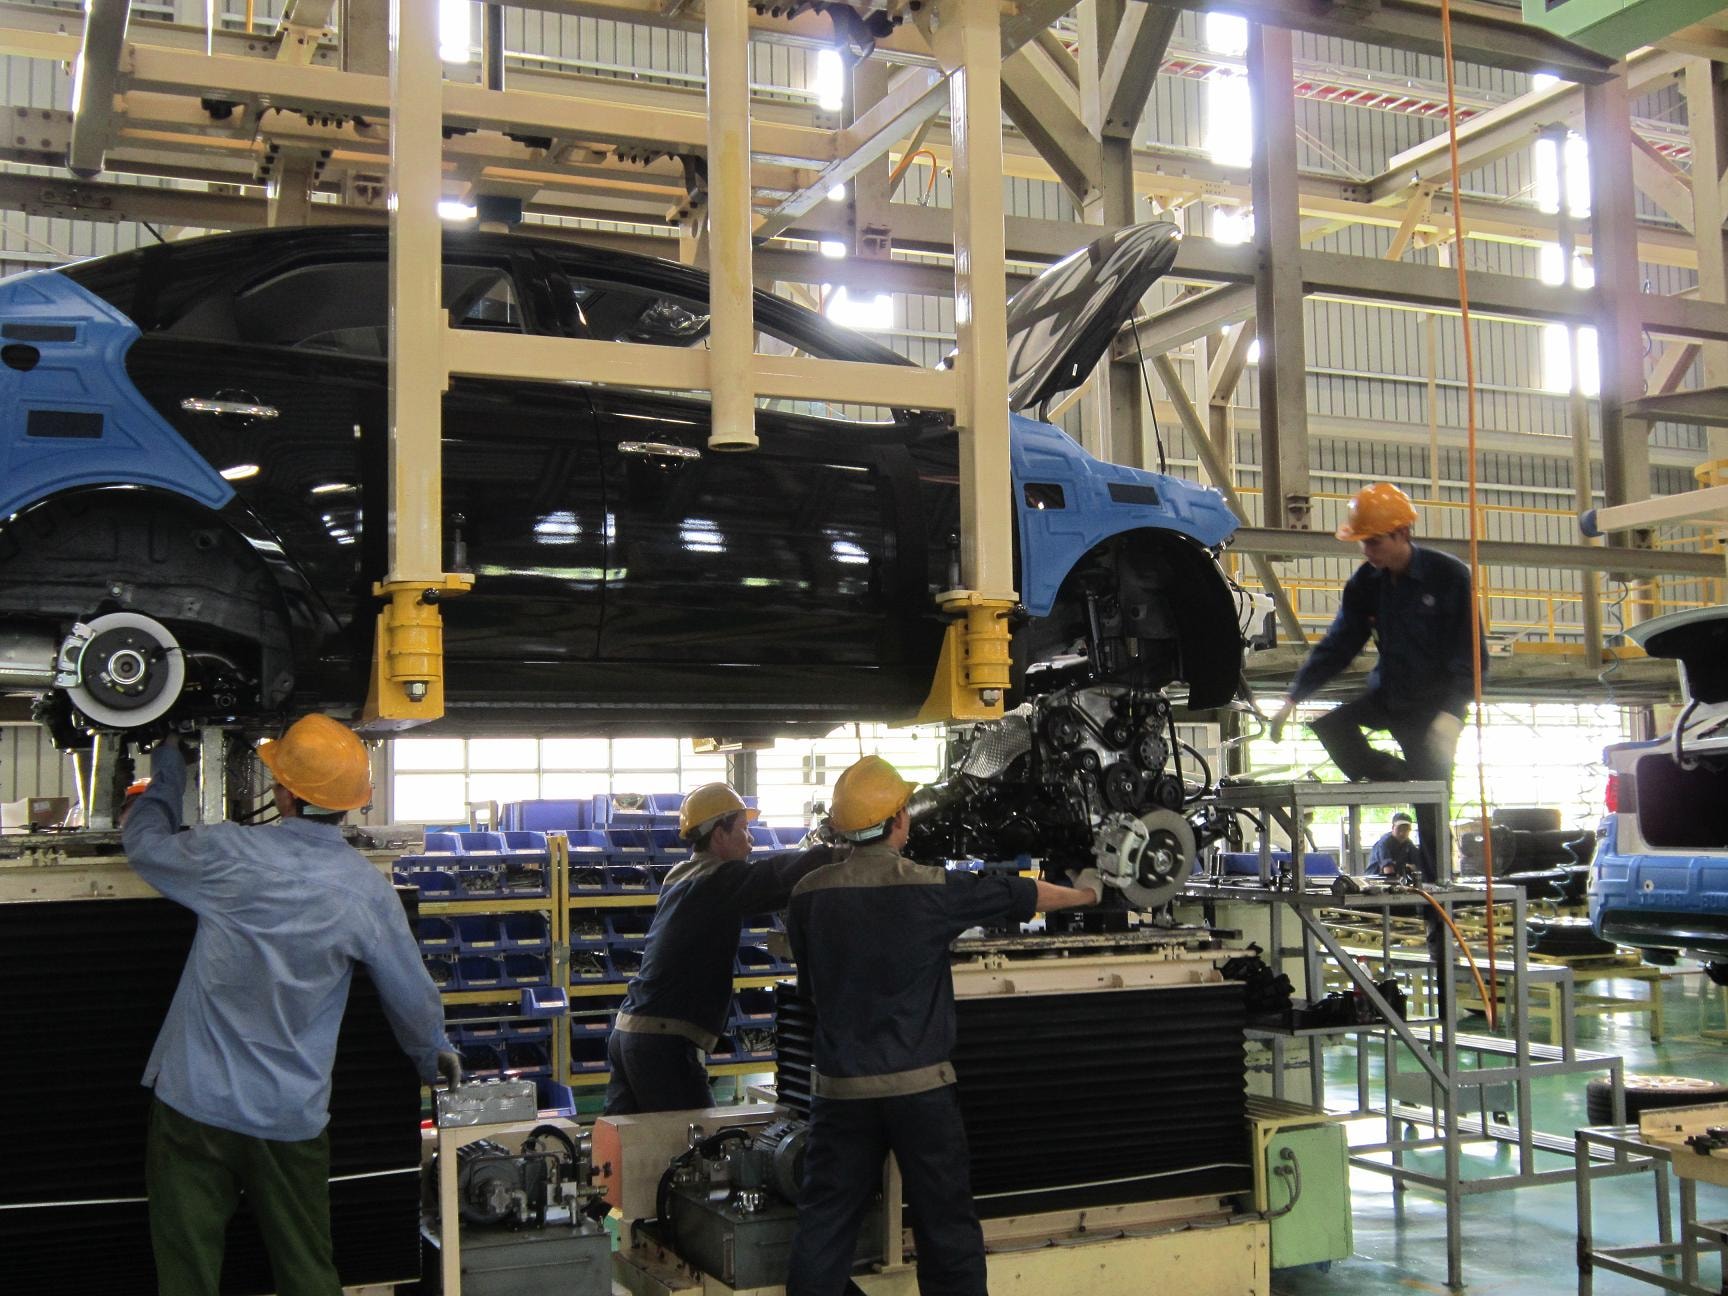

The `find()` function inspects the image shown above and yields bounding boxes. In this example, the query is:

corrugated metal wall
[0,726,74,803]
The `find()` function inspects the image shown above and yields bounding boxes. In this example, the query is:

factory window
[1533,131,1591,218]
[1205,74,1252,169]
[1540,323,1599,396]
[390,736,727,824]
[754,724,949,830]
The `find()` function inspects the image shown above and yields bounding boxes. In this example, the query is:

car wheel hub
[54,611,186,728]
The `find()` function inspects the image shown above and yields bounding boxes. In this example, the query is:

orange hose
[1438,0,1498,1030]
[1414,887,1493,1022]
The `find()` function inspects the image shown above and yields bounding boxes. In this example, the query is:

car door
[113,233,608,712]
[544,263,942,720]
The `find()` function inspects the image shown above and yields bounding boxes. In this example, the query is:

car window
[157,259,527,357]
[554,271,896,423]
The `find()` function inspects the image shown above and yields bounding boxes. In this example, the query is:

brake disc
[1093,807,1197,910]
[54,611,186,728]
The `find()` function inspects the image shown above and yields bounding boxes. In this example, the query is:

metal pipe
[67,0,129,177]
[483,3,504,91]
[0,632,56,690]
[703,0,757,452]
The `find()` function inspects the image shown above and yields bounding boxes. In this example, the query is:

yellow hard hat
[830,755,914,838]
[257,714,372,812]
[679,783,759,839]
[1335,482,1418,542]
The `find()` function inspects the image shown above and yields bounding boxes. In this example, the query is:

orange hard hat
[1335,482,1418,542]
[830,755,914,838]
[257,714,372,812]
[678,783,759,840]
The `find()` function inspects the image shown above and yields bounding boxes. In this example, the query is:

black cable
[142,221,166,244]
[1178,741,1213,801]
[1130,328,1170,475]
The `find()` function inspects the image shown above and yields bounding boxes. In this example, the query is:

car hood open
[1626,604,1728,703]
[1004,221,1182,413]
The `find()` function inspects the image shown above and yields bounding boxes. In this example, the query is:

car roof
[60,223,913,369]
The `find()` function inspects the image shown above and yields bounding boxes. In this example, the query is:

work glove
[1268,699,1297,744]
[1424,711,1464,767]
[1071,868,1105,904]
[435,1049,463,1090]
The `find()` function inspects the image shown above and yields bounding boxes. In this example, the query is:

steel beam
[1151,354,1305,642]
[1587,73,1651,517]
[1367,48,1682,202]
[752,66,949,240]
[1630,134,1693,233]
[386,0,447,586]
[1100,3,1177,139]
[1139,0,1614,84]
[1230,528,1724,579]
[704,0,755,451]
[68,0,128,177]
[1582,486,1728,539]
[931,0,1017,604]
[1686,58,1728,479]
[1248,23,1309,530]
[1114,283,1256,357]
[1640,291,1728,344]
[1001,39,1099,199]
[1625,388,1728,429]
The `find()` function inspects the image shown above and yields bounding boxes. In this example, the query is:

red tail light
[1605,771,1619,814]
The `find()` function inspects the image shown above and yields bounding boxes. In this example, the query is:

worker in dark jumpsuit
[783,756,1102,1296]
[1369,813,1422,878]
[604,782,833,1114]
[1268,482,1485,882]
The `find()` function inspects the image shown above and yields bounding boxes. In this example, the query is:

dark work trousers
[1309,693,1460,1009]
[603,1029,713,1115]
[146,1096,338,1296]
[786,1084,986,1296]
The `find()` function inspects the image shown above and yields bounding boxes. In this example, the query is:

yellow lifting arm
[915,590,1018,724]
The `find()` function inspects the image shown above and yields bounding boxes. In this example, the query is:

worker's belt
[812,1061,955,1100]
[613,1012,718,1052]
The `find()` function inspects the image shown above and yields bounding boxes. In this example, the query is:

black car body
[0,224,1249,742]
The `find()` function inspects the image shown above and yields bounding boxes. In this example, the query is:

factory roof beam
[1367,46,1685,202]
[1141,0,1613,82]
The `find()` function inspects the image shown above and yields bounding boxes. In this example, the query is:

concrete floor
[1272,969,1728,1294]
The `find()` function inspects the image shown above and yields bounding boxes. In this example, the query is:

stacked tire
[1456,808,1595,900]
[1585,1074,1728,1126]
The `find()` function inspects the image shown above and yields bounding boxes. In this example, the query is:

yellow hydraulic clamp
[916,590,1018,724]
[361,574,475,729]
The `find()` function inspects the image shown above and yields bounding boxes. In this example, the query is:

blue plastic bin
[457,954,503,988]
[454,915,501,950]
[459,1042,503,1078]
[414,916,457,950]
[606,912,654,946]
[501,952,550,987]
[1220,851,1340,877]
[422,831,463,855]
[501,913,550,949]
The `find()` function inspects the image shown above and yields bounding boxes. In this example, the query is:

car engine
[906,683,1223,909]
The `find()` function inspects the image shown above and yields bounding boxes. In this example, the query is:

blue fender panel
[1011,413,1237,615]
[0,270,232,519]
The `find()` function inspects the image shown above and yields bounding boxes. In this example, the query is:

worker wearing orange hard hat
[784,757,1103,1295]
[122,715,458,1296]
[1267,483,1485,887]
[605,782,836,1115]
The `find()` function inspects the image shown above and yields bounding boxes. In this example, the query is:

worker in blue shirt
[1369,812,1422,878]
[605,782,832,1114]
[1268,482,1485,881]
[783,756,1102,1296]
[123,714,458,1296]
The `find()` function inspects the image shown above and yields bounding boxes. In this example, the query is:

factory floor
[1273,968,1728,1295]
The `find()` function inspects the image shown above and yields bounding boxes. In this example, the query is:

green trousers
[146,1096,340,1296]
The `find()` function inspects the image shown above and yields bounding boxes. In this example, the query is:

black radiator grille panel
[0,896,423,1293]
[775,980,1251,1216]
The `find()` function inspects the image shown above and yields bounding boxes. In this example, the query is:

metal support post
[1549,126,1605,661]
[916,0,1016,723]
[368,0,473,729]
[1687,59,1728,472]
[704,0,758,452]
[1585,72,1651,523]
[1247,24,1311,529]
[1077,0,1146,465]
[197,727,225,825]
[67,0,127,177]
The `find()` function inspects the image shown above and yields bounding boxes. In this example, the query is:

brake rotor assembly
[1092,807,1198,909]
[53,611,186,728]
